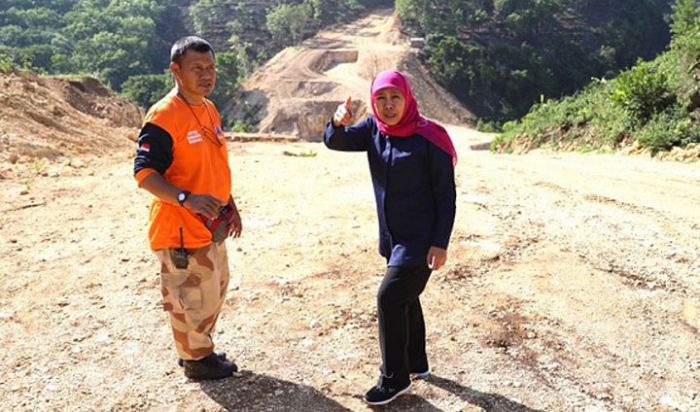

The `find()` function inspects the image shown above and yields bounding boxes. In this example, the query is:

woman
[324,69,457,405]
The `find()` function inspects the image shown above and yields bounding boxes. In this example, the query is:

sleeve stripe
[133,122,174,178]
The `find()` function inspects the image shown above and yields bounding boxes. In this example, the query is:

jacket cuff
[134,168,158,187]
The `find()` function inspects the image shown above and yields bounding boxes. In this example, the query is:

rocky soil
[1,126,699,411]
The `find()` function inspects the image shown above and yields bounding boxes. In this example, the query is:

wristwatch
[177,191,190,206]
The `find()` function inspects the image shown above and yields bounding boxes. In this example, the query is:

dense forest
[0,1,188,106]
[494,0,700,153]
[397,0,674,123]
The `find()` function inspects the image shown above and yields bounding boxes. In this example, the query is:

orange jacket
[133,90,231,250]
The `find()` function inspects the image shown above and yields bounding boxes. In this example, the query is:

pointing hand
[333,96,353,127]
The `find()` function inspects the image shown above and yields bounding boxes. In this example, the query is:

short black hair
[170,36,215,64]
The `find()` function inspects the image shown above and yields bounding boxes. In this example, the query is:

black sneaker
[178,350,227,367]
[183,352,238,380]
[363,374,412,406]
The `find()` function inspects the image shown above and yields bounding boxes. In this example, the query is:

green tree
[209,50,244,110]
[266,3,317,47]
[61,0,164,90]
[121,71,173,109]
[670,0,700,36]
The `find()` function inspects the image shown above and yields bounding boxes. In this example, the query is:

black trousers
[377,264,432,384]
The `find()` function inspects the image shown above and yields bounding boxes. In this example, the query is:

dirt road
[1,125,699,411]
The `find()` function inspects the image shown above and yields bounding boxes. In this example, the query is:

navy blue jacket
[324,116,456,267]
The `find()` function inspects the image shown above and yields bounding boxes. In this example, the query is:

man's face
[373,87,405,126]
[171,50,216,98]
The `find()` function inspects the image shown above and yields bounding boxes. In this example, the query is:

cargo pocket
[180,285,203,311]
[160,274,185,315]
[161,270,203,313]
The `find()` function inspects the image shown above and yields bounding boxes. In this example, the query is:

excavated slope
[0,70,142,163]
[225,9,473,141]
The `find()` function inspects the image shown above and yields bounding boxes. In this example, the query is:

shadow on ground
[357,374,544,411]
[200,370,542,411]
[200,371,352,411]
[412,374,544,412]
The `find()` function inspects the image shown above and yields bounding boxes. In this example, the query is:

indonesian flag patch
[138,142,151,153]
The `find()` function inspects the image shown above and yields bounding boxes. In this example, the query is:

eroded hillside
[0,70,141,176]
[226,9,473,140]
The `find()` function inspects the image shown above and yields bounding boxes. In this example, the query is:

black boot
[178,350,227,367]
[363,373,412,406]
[183,352,238,380]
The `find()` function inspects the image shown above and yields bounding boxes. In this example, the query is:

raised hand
[333,96,353,127]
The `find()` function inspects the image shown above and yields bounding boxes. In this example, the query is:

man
[133,36,242,380]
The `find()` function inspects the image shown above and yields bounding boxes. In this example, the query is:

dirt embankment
[225,8,474,141]
[0,69,141,178]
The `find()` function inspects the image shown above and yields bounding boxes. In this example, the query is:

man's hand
[225,196,242,239]
[184,194,225,219]
[139,173,223,219]
[427,246,447,270]
[227,207,242,238]
[332,96,353,127]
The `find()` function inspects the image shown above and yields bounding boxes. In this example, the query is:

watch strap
[177,190,190,206]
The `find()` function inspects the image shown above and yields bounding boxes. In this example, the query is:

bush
[0,52,15,70]
[227,101,262,132]
[230,119,254,133]
[494,78,635,151]
[475,119,502,133]
[637,108,700,151]
[609,60,676,125]
[670,0,700,37]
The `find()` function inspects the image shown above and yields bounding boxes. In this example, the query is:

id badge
[215,125,226,143]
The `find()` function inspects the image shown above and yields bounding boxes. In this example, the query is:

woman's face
[373,87,405,126]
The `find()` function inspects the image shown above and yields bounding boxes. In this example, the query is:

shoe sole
[363,382,412,406]
[185,372,234,381]
[411,368,431,379]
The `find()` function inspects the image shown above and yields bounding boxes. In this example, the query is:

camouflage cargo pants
[154,242,230,361]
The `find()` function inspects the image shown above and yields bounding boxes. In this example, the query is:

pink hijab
[370,70,457,166]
